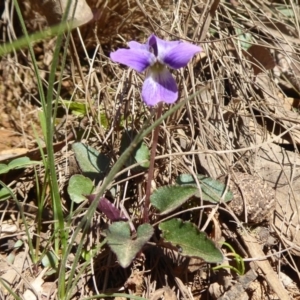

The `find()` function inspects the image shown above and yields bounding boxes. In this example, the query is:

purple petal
[110,48,154,73]
[147,34,202,69]
[147,34,159,56]
[162,42,202,69]
[142,67,178,106]
[147,35,178,61]
[128,41,148,51]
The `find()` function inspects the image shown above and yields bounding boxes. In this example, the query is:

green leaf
[135,142,150,169]
[176,174,233,203]
[159,218,223,263]
[120,129,150,171]
[0,187,12,201]
[42,251,58,268]
[67,174,94,203]
[13,240,23,249]
[72,142,110,182]
[0,157,41,175]
[81,247,97,261]
[58,99,87,116]
[106,222,153,268]
[235,27,252,50]
[7,252,15,264]
[275,6,294,17]
[0,179,13,201]
[150,185,198,215]
[99,112,109,129]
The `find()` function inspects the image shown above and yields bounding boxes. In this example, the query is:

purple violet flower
[110,34,202,106]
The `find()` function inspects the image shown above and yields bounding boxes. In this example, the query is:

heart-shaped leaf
[0,157,41,175]
[150,185,198,215]
[68,174,94,203]
[106,222,153,268]
[72,142,110,182]
[176,174,233,203]
[159,218,223,263]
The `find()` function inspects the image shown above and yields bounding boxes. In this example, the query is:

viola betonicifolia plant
[70,34,229,268]
[111,34,204,225]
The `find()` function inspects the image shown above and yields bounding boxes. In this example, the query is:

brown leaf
[150,287,177,300]
[246,45,276,75]
[255,140,300,256]
[32,0,93,27]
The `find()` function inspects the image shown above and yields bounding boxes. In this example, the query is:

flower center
[151,61,164,72]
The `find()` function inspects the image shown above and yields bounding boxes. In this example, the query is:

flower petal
[110,48,154,73]
[147,34,202,69]
[147,34,178,61]
[162,42,202,69]
[128,41,148,51]
[142,67,178,106]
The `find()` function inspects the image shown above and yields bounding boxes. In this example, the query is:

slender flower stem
[144,102,163,223]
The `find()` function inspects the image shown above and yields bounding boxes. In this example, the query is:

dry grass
[1,0,300,299]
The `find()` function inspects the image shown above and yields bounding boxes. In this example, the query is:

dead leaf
[284,97,300,111]
[0,223,18,236]
[246,45,276,75]
[41,282,56,299]
[124,269,144,295]
[150,286,177,300]
[0,148,28,161]
[0,252,26,296]
[253,141,300,256]
[253,73,300,146]
[23,268,48,300]
[32,0,93,27]
[210,269,257,300]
